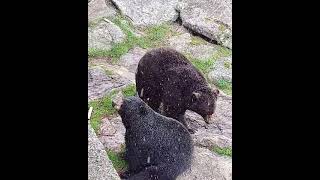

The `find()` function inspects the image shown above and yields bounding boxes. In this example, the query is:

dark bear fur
[136,48,219,132]
[117,96,193,180]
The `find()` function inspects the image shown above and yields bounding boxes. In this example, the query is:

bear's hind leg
[128,165,175,180]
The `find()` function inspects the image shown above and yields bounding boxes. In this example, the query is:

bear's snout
[203,114,214,124]
[111,92,125,111]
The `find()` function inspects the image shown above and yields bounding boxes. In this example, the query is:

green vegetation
[89,16,172,60]
[137,24,171,48]
[218,24,227,32]
[88,49,108,58]
[89,91,118,132]
[212,46,232,60]
[187,46,231,77]
[104,69,114,76]
[107,149,128,172]
[89,84,137,133]
[224,61,231,69]
[186,46,232,96]
[122,84,136,97]
[190,36,207,46]
[215,79,232,96]
[190,58,215,75]
[88,18,105,28]
[212,146,232,157]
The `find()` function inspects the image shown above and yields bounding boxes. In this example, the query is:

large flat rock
[167,32,220,60]
[187,94,232,148]
[88,122,120,180]
[111,0,179,26]
[118,47,147,73]
[178,0,232,49]
[88,66,130,101]
[88,20,125,51]
[177,147,232,180]
[88,0,117,22]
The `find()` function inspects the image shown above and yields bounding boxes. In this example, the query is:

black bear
[136,48,219,133]
[114,96,193,180]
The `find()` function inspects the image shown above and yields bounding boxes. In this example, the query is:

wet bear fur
[136,48,219,132]
[117,96,193,180]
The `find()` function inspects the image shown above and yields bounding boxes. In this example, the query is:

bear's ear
[213,89,220,96]
[192,92,201,101]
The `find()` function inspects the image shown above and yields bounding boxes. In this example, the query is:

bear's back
[138,48,192,75]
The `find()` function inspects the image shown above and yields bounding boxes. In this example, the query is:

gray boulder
[187,93,232,148]
[177,147,232,180]
[111,0,179,26]
[88,20,125,51]
[118,47,147,73]
[178,0,232,49]
[88,122,120,180]
[88,0,117,22]
[88,67,130,101]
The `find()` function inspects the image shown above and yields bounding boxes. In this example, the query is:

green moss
[104,69,114,76]
[186,46,232,77]
[89,91,118,133]
[190,36,207,46]
[88,16,172,60]
[190,58,215,75]
[212,46,232,60]
[218,24,227,32]
[88,48,110,58]
[107,149,128,172]
[212,146,232,157]
[88,84,137,133]
[88,16,138,59]
[224,61,231,69]
[215,79,232,96]
[88,18,105,28]
[122,84,136,97]
[137,24,171,48]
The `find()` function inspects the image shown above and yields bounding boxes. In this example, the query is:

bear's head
[188,87,219,123]
[114,96,149,128]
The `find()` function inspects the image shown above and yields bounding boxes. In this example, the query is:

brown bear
[136,48,219,133]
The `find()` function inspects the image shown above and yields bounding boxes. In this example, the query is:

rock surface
[89,58,136,83]
[99,116,126,152]
[177,147,232,180]
[88,66,130,101]
[118,47,147,73]
[187,94,232,148]
[88,20,125,51]
[168,32,219,60]
[88,122,120,180]
[88,0,117,22]
[178,0,232,48]
[208,56,232,83]
[111,0,179,26]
